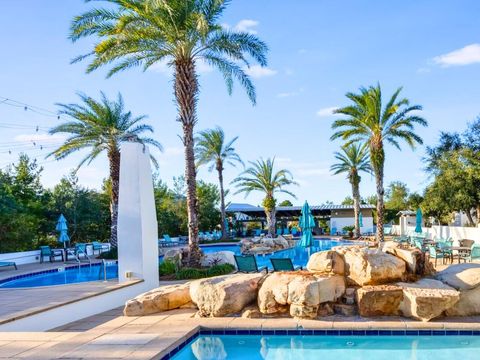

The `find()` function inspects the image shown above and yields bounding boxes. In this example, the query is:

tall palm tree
[331,84,427,242]
[48,92,162,247]
[330,144,372,238]
[232,158,297,237]
[195,127,243,240]
[70,0,268,265]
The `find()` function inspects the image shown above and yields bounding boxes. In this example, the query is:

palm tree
[70,0,268,265]
[330,144,372,238]
[331,84,427,242]
[48,92,162,247]
[232,158,297,236]
[195,127,243,240]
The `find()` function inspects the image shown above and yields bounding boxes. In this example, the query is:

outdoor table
[446,246,471,263]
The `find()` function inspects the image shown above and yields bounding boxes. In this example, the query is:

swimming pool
[0,239,353,288]
[170,334,480,359]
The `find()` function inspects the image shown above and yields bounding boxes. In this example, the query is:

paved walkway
[1,307,480,359]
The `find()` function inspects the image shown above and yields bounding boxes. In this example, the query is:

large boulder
[201,251,236,268]
[190,273,264,317]
[124,283,191,316]
[397,279,460,321]
[306,250,345,275]
[382,242,433,276]
[258,272,345,319]
[436,263,480,316]
[336,246,406,286]
[356,285,403,317]
[273,236,289,249]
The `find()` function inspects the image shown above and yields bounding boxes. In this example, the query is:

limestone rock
[190,273,264,317]
[383,242,431,276]
[257,272,345,319]
[241,306,263,319]
[437,263,480,316]
[336,246,406,286]
[124,283,191,316]
[306,250,345,275]
[201,251,236,268]
[397,279,460,321]
[334,303,357,316]
[356,285,403,317]
[273,236,289,249]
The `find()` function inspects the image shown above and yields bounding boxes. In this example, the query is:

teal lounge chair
[254,229,262,237]
[163,234,179,247]
[291,228,298,236]
[75,243,88,259]
[39,245,64,263]
[234,255,267,273]
[0,261,17,270]
[283,228,290,236]
[384,226,393,236]
[91,241,109,255]
[270,258,302,272]
[276,229,282,236]
[330,227,337,236]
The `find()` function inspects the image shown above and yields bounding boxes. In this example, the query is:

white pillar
[117,142,159,288]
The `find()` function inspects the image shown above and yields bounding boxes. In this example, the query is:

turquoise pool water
[0,239,352,288]
[172,335,480,359]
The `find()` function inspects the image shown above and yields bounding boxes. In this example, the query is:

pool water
[0,263,118,288]
[172,335,480,360]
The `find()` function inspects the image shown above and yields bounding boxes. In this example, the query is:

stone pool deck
[0,307,480,359]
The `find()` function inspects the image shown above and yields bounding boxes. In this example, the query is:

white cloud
[433,44,480,67]
[234,19,259,34]
[244,65,277,78]
[316,106,338,117]
[14,133,66,142]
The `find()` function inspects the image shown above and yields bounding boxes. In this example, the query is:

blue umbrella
[359,213,363,227]
[298,201,315,247]
[415,208,423,233]
[56,214,70,248]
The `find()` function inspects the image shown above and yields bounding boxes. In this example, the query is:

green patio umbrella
[359,213,363,227]
[56,214,70,248]
[298,201,315,247]
[415,208,423,233]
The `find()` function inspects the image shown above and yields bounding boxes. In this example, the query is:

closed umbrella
[298,201,315,247]
[359,213,363,227]
[56,214,70,248]
[415,208,423,233]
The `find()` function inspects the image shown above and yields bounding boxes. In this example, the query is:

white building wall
[392,225,480,245]
[330,216,374,234]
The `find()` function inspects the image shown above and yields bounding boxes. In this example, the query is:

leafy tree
[48,92,162,247]
[233,158,297,236]
[279,200,293,207]
[331,144,371,237]
[331,84,427,241]
[70,0,268,266]
[341,196,354,205]
[197,181,221,232]
[196,127,242,239]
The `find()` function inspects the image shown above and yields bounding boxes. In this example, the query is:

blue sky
[1,0,479,206]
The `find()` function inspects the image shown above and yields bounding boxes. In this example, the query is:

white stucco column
[117,142,159,288]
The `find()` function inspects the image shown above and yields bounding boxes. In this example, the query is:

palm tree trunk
[217,166,227,240]
[351,179,361,238]
[266,207,276,237]
[175,58,201,267]
[371,142,385,242]
[108,149,120,248]
[465,209,475,227]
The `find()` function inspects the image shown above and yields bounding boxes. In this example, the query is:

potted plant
[342,225,355,239]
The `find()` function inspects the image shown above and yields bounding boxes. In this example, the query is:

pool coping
[0,278,143,326]
[157,325,480,359]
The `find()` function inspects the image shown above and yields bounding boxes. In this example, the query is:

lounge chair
[283,228,290,236]
[91,241,109,255]
[270,258,302,272]
[39,245,64,263]
[291,228,298,236]
[276,229,282,236]
[384,226,393,236]
[234,255,268,273]
[163,234,179,247]
[75,243,88,259]
[254,229,262,237]
[0,261,17,270]
[330,227,337,236]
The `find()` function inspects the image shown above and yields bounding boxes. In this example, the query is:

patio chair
[39,245,64,263]
[428,245,446,267]
[270,258,302,272]
[276,228,282,236]
[384,226,393,236]
[75,243,88,259]
[330,227,337,236]
[0,261,17,270]
[460,239,475,248]
[234,255,268,273]
[163,234,179,247]
[254,229,262,237]
[291,228,298,236]
[91,241,109,255]
[283,228,290,236]
[465,244,480,262]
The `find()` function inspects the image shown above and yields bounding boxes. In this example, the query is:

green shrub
[174,263,235,280]
[159,259,177,276]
